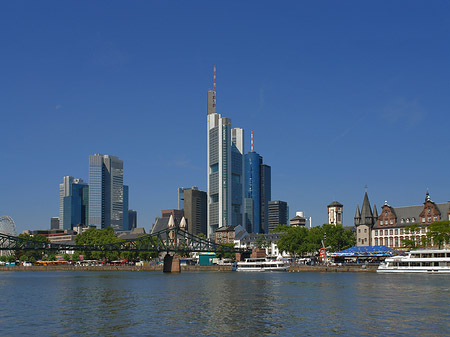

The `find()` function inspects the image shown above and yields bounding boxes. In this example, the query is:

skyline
[1,1,450,234]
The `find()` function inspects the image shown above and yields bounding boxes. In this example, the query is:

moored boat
[233,258,289,272]
[377,249,450,273]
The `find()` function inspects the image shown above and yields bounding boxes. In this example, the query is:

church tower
[354,191,377,246]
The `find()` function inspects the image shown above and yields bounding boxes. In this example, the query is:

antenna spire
[251,130,254,151]
[212,65,216,108]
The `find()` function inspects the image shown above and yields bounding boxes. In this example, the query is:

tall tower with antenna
[206,66,245,238]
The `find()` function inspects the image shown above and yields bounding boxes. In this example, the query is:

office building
[59,176,89,230]
[207,67,244,238]
[244,138,272,234]
[88,154,126,230]
[184,188,207,236]
[268,200,289,232]
[50,217,60,230]
[123,185,129,230]
[128,209,137,230]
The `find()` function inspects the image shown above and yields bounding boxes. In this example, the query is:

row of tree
[265,224,356,257]
[402,221,450,249]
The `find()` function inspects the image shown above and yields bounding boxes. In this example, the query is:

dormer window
[401,218,404,223]
[406,218,410,223]
[385,211,388,216]
[428,207,431,214]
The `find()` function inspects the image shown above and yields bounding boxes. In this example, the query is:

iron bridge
[0,227,249,254]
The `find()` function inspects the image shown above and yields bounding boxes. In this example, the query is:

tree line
[268,224,356,257]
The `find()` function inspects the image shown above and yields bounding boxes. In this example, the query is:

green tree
[427,221,450,249]
[16,234,50,261]
[197,233,206,238]
[72,252,80,262]
[75,227,121,261]
[63,254,71,261]
[401,223,423,248]
[218,242,236,260]
[256,234,267,249]
[0,255,7,263]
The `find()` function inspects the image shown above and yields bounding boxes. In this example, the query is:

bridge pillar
[163,254,181,273]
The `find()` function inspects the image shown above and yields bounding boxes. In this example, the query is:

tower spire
[251,130,254,152]
[212,65,216,108]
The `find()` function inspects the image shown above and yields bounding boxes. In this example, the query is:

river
[0,271,449,336]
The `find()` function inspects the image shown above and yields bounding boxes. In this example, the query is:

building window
[358,229,361,233]
[400,229,404,235]
[395,237,399,246]
[412,217,416,222]
[395,229,398,235]
[422,228,426,234]
[428,207,431,214]
[379,238,383,245]
[406,218,410,223]
[390,229,393,235]
[390,219,393,225]
[390,238,393,247]
[433,216,437,221]
[364,228,367,233]
[375,230,378,236]
[385,230,388,235]
[428,217,432,223]
[401,218,404,223]
[422,217,426,223]
[358,238,361,242]
[385,211,388,216]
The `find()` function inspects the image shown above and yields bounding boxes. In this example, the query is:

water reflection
[0,271,450,336]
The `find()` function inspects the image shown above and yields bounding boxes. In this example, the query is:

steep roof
[360,192,374,225]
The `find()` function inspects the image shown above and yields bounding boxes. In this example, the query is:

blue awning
[327,245,399,257]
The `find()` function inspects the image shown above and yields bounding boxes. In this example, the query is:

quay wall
[288,265,378,272]
[0,264,377,272]
[0,265,233,272]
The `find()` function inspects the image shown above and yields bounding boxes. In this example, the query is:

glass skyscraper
[88,154,126,230]
[244,152,271,233]
[207,87,244,238]
[59,176,88,230]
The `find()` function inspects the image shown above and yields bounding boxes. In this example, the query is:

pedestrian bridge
[0,226,248,254]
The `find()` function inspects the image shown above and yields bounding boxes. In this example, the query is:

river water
[0,270,449,336]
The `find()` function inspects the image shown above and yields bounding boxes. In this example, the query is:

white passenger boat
[233,258,289,272]
[377,249,450,273]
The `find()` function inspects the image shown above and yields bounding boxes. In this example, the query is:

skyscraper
[244,132,271,234]
[59,176,88,230]
[128,209,137,230]
[207,66,244,238]
[184,188,207,236]
[268,200,289,231]
[88,154,126,230]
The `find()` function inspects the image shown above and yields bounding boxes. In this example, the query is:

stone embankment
[0,264,377,272]
[288,264,378,272]
[0,265,233,272]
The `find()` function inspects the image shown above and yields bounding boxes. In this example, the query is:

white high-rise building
[206,68,244,238]
[88,154,125,230]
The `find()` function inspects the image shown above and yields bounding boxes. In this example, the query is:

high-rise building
[207,67,244,238]
[128,209,137,230]
[88,154,126,230]
[123,185,129,230]
[184,188,207,236]
[268,200,289,232]
[244,133,271,234]
[59,176,89,230]
[260,163,271,233]
[50,217,60,230]
[161,209,184,225]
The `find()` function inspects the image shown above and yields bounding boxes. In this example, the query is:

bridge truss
[0,227,248,254]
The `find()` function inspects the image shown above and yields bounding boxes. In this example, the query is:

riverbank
[0,265,233,272]
[289,264,378,272]
[0,264,378,272]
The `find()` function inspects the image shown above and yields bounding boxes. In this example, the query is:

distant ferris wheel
[0,216,16,236]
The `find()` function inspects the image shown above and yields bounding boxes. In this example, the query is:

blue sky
[1,1,449,234]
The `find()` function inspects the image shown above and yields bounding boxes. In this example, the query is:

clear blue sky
[1,1,449,234]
